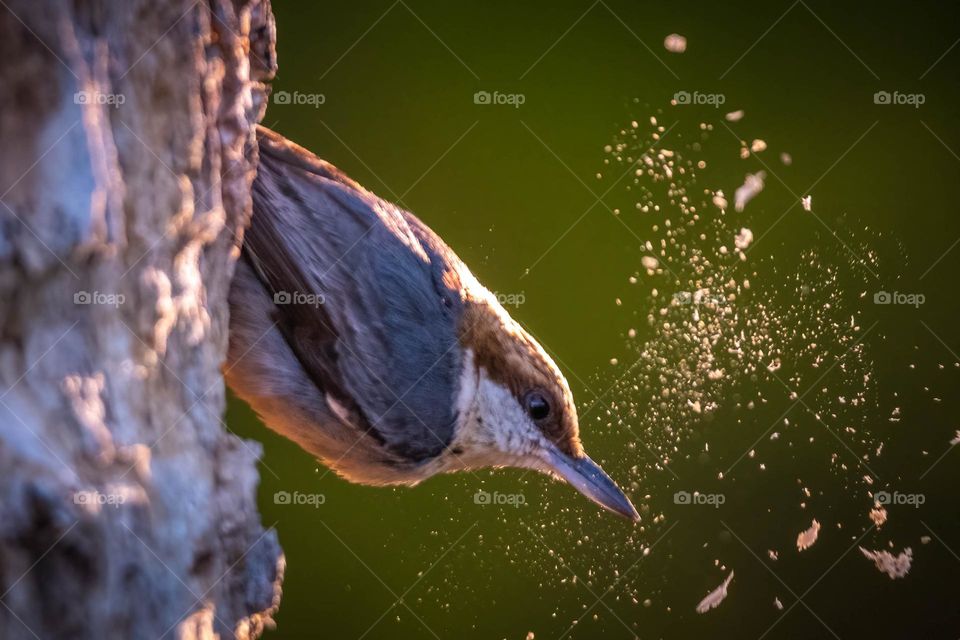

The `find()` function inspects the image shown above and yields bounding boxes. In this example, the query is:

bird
[225,126,639,521]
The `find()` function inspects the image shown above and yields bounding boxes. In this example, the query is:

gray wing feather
[245,129,462,461]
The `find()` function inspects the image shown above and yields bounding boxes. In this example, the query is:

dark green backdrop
[227,2,960,638]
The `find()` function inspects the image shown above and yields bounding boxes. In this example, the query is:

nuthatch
[225,126,639,521]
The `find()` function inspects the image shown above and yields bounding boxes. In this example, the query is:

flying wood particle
[696,570,734,613]
[664,33,687,53]
[796,519,821,551]
[859,547,912,579]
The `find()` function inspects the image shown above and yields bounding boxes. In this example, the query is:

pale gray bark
[0,1,282,638]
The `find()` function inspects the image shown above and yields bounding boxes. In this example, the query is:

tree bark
[0,1,282,638]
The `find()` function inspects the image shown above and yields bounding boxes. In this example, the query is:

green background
[227,1,960,638]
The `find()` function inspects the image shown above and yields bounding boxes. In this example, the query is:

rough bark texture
[0,1,281,638]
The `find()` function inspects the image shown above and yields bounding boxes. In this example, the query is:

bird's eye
[524,391,551,421]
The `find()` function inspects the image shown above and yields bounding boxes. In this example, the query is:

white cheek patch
[454,349,478,420]
[472,375,548,460]
[444,364,550,474]
[476,378,527,451]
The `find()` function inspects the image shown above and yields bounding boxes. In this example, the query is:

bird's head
[446,287,639,521]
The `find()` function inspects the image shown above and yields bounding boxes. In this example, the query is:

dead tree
[0,1,283,638]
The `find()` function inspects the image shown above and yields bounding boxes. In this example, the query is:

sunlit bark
[0,1,282,638]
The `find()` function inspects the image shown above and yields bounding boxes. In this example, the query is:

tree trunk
[0,1,282,638]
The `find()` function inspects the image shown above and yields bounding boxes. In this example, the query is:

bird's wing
[243,129,463,462]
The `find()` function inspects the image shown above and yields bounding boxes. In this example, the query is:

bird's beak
[542,448,640,522]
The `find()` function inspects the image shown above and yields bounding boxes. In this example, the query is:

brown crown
[458,298,582,457]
